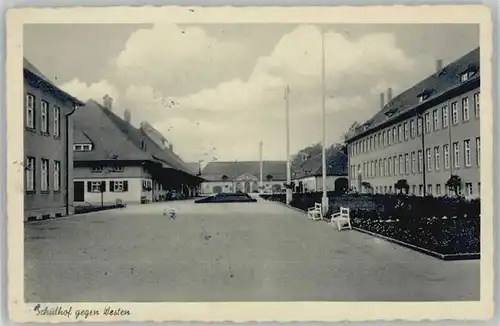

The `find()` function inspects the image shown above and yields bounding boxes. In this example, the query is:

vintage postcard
[5,5,494,323]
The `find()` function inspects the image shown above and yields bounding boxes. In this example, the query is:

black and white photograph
[6,5,494,322]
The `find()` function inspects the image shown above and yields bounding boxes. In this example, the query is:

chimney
[387,87,393,103]
[124,109,131,123]
[436,59,443,73]
[103,94,113,111]
[380,92,385,110]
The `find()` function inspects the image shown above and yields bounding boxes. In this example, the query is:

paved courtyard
[25,197,479,302]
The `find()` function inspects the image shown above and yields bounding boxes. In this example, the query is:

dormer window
[73,143,93,152]
[417,89,433,103]
[140,140,146,150]
[460,72,469,82]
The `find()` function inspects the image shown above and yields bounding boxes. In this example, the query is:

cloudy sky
[24,23,478,164]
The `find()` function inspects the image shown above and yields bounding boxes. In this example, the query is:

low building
[73,97,201,206]
[200,161,287,194]
[292,148,348,193]
[346,47,480,198]
[23,58,84,221]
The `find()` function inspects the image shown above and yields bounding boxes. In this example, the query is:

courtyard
[25,197,479,302]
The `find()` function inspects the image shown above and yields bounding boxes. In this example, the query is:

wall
[24,80,75,220]
[348,87,480,198]
[200,180,285,194]
[295,176,345,192]
[74,178,143,205]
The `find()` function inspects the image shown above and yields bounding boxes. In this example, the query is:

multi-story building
[200,161,287,194]
[73,96,202,205]
[24,58,85,221]
[346,47,480,198]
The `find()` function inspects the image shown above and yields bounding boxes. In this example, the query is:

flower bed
[261,192,480,257]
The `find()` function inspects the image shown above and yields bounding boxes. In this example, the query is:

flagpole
[285,85,292,204]
[259,141,263,194]
[321,28,329,213]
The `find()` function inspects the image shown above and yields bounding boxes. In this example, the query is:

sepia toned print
[6,5,494,322]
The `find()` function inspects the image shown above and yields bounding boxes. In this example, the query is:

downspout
[65,104,78,216]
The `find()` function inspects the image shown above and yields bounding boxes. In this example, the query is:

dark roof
[201,161,287,181]
[139,124,197,176]
[347,47,480,142]
[185,162,201,175]
[73,128,92,144]
[292,154,347,179]
[73,100,153,162]
[23,58,85,106]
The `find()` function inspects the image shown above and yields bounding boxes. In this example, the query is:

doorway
[74,181,85,202]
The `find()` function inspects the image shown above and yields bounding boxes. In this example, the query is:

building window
[460,72,469,82]
[111,165,124,172]
[26,94,35,129]
[478,182,481,197]
[54,161,60,192]
[442,105,449,128]
[453,142,460,168]
[392,127,396,144]
[465,183,473,197]
[404,154,409,175]
[411,152,416,173]
[436,184,441,196]
[379,159,383,177]
[394,156,399,176]
[434,146,440,171]
[92,166,103,173]
[88,181,105,193]
[427,184,433,195]
[111,180,128,192]
[41,100,49,134]
[382,131,386,147]
[444,144,450,169]
[432,109,439,131]
[451,101,458,125]
[462,97,470,121]
[377,133,381,148]
[412,185,416,195]
[410,119,415,138]
[41,158,49,192]
[388,157,392,176]
[53,106,60,137]
[417,118,422,135]
[464,139,471,167]
[25,156,35,192]
[426,148,432,172]
[424,112,431,133]
[398,124,403,142]
[402,122,407,141]
[476,137,480,166]
[74,144,92,152]
[418,150,423,172]
[419,184,423,196]
[399,155,404,175]
[474,92,480,118]
[383,158,387,176]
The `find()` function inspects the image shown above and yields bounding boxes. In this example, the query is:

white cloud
[60,24,437,162]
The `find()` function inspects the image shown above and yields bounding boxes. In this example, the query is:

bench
[330,206,352,231]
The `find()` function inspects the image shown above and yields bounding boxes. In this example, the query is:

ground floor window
[427,184,433,195]
[436,184,441,196]
[41,158,49,192]
[111,180,128,192]
[465,182,473,197]
[88,180,106,193]
[25,156,35,192]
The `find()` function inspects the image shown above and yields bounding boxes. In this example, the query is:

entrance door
[244,181,251,193]
[74,181,85,202]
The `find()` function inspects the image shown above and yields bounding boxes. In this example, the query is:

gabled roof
[73,100,153,162]
[292,149,348,179]
[73,128,92,144]
[23,58,84,106]
[139,124,196,176]
[347,47,480,142]
[185,162,201,175]
[201,161,287,181]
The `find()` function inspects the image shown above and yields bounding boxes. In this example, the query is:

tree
[361,181,373,193]
[446,174,462,196]
[394,179,410,194]
[221,175,229,181]
[266,174,274,181]
[343,121,361,142]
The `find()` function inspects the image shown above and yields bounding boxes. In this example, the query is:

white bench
[307,203,323,221]
[330,207,352,231]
